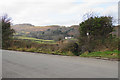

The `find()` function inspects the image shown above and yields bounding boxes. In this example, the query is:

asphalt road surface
[0,49,2,78]
[2,50,118,78]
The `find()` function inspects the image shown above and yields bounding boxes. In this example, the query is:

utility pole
[118,0,120,37]
[118,1,120,80]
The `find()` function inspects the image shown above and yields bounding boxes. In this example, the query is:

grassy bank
[80,50,119,59]
[5,36,119,60]
[8,46,119,59]
[7,41,119,59]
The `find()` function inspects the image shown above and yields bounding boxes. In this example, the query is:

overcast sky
[0,0,119,26]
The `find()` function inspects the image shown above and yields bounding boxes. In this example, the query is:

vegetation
[7,39,59,54]
[78,16,117,53]
[13,25,79,41]
[80,50,119,59]
[1,15,15,48]
[79,16,113,38]
[1,14,119,60]
[14,36,55,44]
[59,39,79,56]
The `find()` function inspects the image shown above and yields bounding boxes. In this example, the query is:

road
[2,50,118,78]
[0,49,2,78]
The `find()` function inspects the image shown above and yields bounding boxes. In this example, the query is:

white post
[87,32,89,36]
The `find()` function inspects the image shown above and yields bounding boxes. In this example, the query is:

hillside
[12,24,80,41]
[12,24,61,32]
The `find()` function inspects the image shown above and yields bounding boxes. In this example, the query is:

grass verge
[80,50,119,59]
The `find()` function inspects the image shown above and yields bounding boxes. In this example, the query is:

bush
[7,39,60,54]
[59,40,80,56]
[78,35,119,54]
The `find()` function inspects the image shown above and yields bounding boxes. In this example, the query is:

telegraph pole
[118,1,120,80]
[118,1,120,38]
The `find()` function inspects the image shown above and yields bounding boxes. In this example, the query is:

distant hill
[12,24,61,32]
[12,23,120,41]
[12,24,80,41]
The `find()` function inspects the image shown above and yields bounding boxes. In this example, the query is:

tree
[79,16,113,52]
[79,16,113,39]
[0,15,15,48]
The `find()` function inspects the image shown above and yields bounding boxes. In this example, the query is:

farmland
[13,36,55,44]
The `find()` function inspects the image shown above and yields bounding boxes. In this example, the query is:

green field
[80,50,119,59]
[13,36,55,44]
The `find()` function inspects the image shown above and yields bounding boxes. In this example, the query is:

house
[65,37,74,39]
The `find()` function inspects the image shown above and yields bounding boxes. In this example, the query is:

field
[13,36,55,44]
